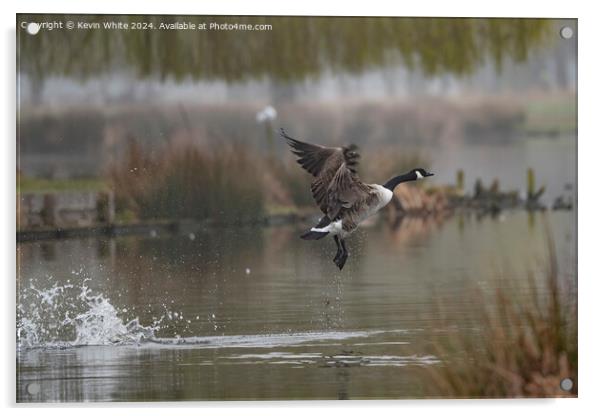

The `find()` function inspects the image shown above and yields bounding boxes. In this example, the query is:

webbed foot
[334,252,348,270]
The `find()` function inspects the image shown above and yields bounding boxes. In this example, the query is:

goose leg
[333,235,343,263]
[335,238,349,270]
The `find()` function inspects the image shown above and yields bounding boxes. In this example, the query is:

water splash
[17,279,159,349]
[17,278,422,359]
[63,285,157,346]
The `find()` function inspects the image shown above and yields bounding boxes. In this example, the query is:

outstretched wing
[281,129,364,217]
[281,128,344,177]
[324,163,372,220]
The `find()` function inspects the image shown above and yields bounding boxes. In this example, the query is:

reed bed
[427,235,577,398]
[109,140,265,223]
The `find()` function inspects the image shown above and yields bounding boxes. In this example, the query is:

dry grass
[263,156,315,208]
[427,235,577,398]
[109,140,265,223]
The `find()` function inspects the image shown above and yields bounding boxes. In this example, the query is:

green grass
[17,177,107,193]
[523,96,576,134]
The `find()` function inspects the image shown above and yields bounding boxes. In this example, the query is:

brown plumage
[281,129,374,222]
[281,129,433,270]
[281,129,395,270]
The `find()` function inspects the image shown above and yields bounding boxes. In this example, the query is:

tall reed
[427,234,577,398]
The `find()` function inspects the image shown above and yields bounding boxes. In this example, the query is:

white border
[6,0,585,17]
[2,1,600,415]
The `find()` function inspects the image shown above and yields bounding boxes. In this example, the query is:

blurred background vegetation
[20,17,552,92]
[17,16,576,222]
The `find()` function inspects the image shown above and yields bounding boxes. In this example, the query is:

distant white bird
[282,129,433,270]
[256,105,277,123]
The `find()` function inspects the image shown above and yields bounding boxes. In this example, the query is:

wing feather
[325,163,372,219]
[281,128,366,217]
[281,128,342,177]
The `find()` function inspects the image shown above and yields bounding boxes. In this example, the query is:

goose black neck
[383,172,415,191]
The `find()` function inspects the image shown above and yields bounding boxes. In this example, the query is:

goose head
[412,168,434,180]
[383,168,434,191]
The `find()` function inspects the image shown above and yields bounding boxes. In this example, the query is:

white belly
[342,185,393,237]
[353,185,393,226]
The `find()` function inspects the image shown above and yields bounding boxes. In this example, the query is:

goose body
[310,184,393,238]
[282,129,433,269]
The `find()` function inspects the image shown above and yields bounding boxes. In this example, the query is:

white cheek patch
[415,171,424,180]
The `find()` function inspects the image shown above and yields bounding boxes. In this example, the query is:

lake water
[16,209,576,402]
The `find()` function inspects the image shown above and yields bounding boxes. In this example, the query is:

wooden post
[107,191,115,224]
[474,179,483,198]
[96,191,115,224]
[527,168,535,200]
[490,179,499,195]
[526,168,545,209]
[41,194,57,227]
[456,169,464,194]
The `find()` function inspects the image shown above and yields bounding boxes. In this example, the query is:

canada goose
[282,129,433,270]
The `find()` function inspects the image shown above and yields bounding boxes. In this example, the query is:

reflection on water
[16,211,575,401]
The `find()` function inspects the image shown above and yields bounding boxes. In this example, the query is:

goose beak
[425,172,434,177]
